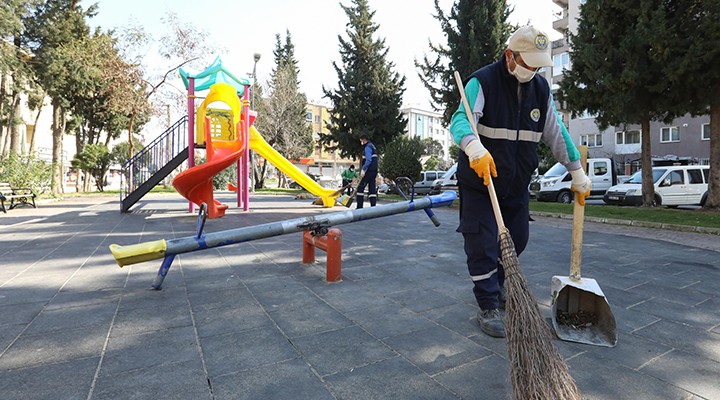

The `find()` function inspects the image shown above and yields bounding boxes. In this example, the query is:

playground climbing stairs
[120,116,189,212]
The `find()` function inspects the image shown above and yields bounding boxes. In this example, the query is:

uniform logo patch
[535,35,548,50]
[530,108,541,122]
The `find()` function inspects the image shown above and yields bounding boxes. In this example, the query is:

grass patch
[530,200,720,229]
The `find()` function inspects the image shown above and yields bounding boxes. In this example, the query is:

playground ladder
[120,116,189,212]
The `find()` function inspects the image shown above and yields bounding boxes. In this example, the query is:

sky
[84,0,561,113]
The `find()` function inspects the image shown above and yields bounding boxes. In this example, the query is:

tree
[321,0,407,159]
[24,0,96,194]
[558,0,679,207]
[660,0,720,209]
[71,143,112,192]
[379,136,423,182]
[416,0,513,124]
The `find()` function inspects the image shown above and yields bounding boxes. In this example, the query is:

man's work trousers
[356,170,378,208]
[458,185,530,310]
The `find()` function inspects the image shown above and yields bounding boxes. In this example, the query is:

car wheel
[653,194,662,207]
[557,191,573,204]
[701,192,708,206]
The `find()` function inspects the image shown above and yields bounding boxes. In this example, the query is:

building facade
[550,0,710,173]
[400,106,452,161]
[304,102,354,183]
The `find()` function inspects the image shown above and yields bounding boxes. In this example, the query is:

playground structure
[119,57,338,215]
[109,191,457,289]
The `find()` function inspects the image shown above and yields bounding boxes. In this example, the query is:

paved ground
[1,192,719,400]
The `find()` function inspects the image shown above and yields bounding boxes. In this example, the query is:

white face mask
[510,57,537,83]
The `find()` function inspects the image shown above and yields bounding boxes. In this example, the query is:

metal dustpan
[551,197,617,347]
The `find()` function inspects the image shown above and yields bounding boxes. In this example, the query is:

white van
[430,163,458,195]
[533,158,617,203]
[603,165,709,207]
[414,170,445,194]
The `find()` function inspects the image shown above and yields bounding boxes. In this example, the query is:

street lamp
[250,53,261,192]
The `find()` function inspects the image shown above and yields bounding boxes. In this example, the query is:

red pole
[188,77,195,214]
[302,229,342,283]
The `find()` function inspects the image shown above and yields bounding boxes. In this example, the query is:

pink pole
[188,77,195,214]
[241,85,251,211]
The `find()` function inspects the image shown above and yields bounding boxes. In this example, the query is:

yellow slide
[249,126,337,207]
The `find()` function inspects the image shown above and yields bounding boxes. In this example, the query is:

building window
[702,123,710,140]
[616,130,641,145]
[580,133,602,148]
[314,115,321,123]
[553,52,570,76]
[306,112,312,121]
[660,126,679,143]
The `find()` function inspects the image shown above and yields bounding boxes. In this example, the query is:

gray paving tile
[345,304,436,339]
[629,297,720,331]
[0,301,45,326]
[0,323,24,351]
[291,325,397,376]
[310,280,393,312]
[0,356,98,400]
[324,357,457,400]
[200,326,299,377]
[356,274,421,295]
[92,359,211,400]
[110,302,192,337]
[211,358,334,400]
[186,286,255,312]
[434,354,511,400]
[118,286,188,311]
[422,302,482,338]
[268,302,353,338]
[24,302,118,335]
[0,324,107,370]
[383,325,492,375]
[253,285,326,312]
[387,288,458,312]
[568,351,698,400]
[573,332,673,370]
[193,303,273,338]
[45,288,122,311]
[632,319,720,362]
[639,349,720,400]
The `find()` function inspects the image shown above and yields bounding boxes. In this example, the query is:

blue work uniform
[449,55,581,310]
[356,141,378,208]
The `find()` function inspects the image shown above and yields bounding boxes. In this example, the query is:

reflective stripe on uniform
[477,124,542,142]
[470,268,498,282]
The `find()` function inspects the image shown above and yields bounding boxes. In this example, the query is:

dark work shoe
[476,309,506,338]
[499,286,507,310]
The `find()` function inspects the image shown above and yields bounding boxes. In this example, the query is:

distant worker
[356,134,379,208]
[341,164,359,194]
[450,25,592,338]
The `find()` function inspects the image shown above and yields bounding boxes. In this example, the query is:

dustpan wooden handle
[570,146,588,280]
[453,71,506,232]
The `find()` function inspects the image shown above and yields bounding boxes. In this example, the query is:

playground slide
[250,126,337,207]
[173,143,244,219]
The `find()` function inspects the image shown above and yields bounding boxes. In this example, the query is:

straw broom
[454,71,582,400]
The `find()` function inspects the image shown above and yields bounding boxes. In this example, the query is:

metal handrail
[120,116,188,201]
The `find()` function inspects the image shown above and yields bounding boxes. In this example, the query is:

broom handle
[453,71,506,232]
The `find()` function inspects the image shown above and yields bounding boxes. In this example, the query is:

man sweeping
[450,25,591,338]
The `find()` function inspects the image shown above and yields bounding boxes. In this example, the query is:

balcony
[552,0,568,6]
[553,14,569,31]
[552,38,567,51]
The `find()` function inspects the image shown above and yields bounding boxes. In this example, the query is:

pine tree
[321,0,406,160]
[558,0,677,207]
[659,0,720,209]
[416,0,513,124]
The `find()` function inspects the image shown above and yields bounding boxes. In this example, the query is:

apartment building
[550,0,710,173]
[304,102,354,181]
[400,106,452,161]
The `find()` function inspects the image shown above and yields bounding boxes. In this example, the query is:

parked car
[603,165,709,207]
[413,170,445,194]
[430,163,458,195]
[534,158,618,203]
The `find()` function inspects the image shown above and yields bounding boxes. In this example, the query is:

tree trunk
[51,100,65,195]
[128,112,136,159]
[0,74,6,157]
[640,113,655,207]
[29,108,42,155]
[8,91,21,155]
[705,100,720,209]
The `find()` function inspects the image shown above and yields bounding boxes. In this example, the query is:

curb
[530,211,720,236]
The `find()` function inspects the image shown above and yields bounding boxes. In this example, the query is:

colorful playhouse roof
[179,56,250,94]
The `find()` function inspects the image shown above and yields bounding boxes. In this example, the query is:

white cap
[507,25,552,68]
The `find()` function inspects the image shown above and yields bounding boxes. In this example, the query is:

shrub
[0,153,52,192]
[379,136,423,182]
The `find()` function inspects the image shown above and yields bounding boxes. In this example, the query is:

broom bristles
[500,230,583,400]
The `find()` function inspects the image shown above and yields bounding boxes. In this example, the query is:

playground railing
[120,116,189,204]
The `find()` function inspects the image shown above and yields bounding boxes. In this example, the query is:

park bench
[0,182,37,213]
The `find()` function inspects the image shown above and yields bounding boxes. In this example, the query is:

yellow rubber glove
[465,139,497,186]
[570,168,592,206]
